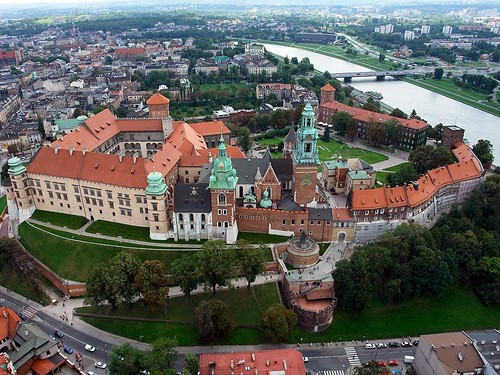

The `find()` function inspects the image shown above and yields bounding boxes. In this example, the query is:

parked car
[388,360,399,366]
[95,362,107,369]
[48,334,57,341]
[413,340,419,346]
[376,343,387,348]
[76,353,83,362]
[19,313,27,321]
[364,343,376,349]
[401,341,413,347]
[87,372,98,375]
[64,346,73,354]
[54,330,64,338]
[388,342,400,347]
[302,357,309,363]
[377,361,387,367]
[85,344,96,352]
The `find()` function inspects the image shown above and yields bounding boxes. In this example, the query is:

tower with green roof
[5,155,35,229]
[145,169,170,240]
[292,103,319,206]
[209,135,238,244]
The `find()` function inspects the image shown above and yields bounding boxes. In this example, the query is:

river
[263,44,500,162]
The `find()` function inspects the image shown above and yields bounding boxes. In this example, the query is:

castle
[3,92,485,244]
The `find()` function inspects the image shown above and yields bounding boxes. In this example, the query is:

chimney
[133,152,138,164]
[283,360,287,370]
[54,145,60,154]
[413,182,419,191]
[82,147,87,156]
[69,146,75,156]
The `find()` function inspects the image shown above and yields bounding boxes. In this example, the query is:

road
[0,289,112,374]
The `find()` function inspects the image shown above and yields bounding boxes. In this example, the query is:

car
[76,353,83,362]
[377,361,387,367]
[387,360,399,366]
[64,346,73,354]
[413,340,420,346]
[95,361,107,369]
[87,372,98,375]
[388,342,400,347]
[57,342,63,348]
[85,344,96,352]
[401,341,413,347]
[364,343,376,349]
[376,343,387,348]
[48,334,57,341]
[302,356,309,363]
[19,313,28,321]
[54,330,64,338]
[480,340,486,345]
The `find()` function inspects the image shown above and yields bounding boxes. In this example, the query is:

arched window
[178,214,183,222]
[224,221,229,228]
[239,186,244,198]
[201,214,206,223]
[217,221,222,227]
[189,214,194,222]
[218,193,226,206]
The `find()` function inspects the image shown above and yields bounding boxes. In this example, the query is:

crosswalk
[21,306,38,320]
[318,371,344,375]
[345,346,361,366]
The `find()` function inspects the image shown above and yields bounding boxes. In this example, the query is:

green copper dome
[145,170,167,195]
[292,102,319,165]
[259,189,272,208]
[7,156,26,176]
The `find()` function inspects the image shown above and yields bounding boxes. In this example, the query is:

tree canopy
[332,112,351,136]
[260,304,297,343]
[196,299,235,343]
[409,145,455,174]
[195,240,236,294]
[472,139,494,167]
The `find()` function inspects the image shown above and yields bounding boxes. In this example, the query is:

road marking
[22,306,39,320]
[345,346,361,366]
[318,370,344,375]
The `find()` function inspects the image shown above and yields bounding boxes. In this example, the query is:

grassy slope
[30,210,88,229]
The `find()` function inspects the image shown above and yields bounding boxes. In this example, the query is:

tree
[378,53,385,63]
[92,105,107,114]
[109,343,146,375]
[382,119,400,146]
[134,260,168,312]
[284,56,289,65]
[409,145,454,174]
[346,119,357,142]
[146,337,178,373]
[1,162,9,181]
[291,57,298,65]
[73,108,82,118]
[7,143,19,155]
[196,299,235,343]
[235,240,265,288]
[37,116,46,139]
[353,362,392,375]
[332,112,351,136]
[433,67,444,80]
[386,164,419,187]
[195,240,235,294]
[170,255,200,299]
[321,126,330,142]
[472,139,494,167]
[390,108,408,119]
[260,304,297,343]
[184,353,199,375]
[237,126,252,152]
[366,121,386,147]
[472,256,500,306]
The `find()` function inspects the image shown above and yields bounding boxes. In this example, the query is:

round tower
[7,155,35,225]
[145,169,170,240]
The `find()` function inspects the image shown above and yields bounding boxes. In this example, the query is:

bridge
[330,70,423,82]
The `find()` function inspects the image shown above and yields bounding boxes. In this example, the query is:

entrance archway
[337,232,346,242]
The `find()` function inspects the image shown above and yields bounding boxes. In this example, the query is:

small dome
[7,156,21,168]
[147,170,163,184]
[76,115,88,122]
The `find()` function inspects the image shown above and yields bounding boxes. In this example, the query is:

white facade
[421,25,431,34]
[442,25,453,35]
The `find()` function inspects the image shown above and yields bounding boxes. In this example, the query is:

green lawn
[30,210,88,230]
[86,220,202,244]
[376,171,390,184]
[383,162,409,172]
[319,243,330,256]
[0,269,51,304]
[291,285,500,343]
[18,222,195,282]
[317,139,388,164]
[0,195,6,214]
[238,231,290,244]
[78,283,280,345]
[256,138,283,148]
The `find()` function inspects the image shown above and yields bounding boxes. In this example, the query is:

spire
[255,166,262,181]
[217,133,227,157]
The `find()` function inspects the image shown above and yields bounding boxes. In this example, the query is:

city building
[443,25,453,35]
[256,83,293,101]
[414,332,485,375]
[244,43,265,55]
[421,25,431,34]
[404,30,416,41]
[199,349,306,375]
[441,125,465,149]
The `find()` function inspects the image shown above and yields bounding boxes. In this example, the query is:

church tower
[209,135,239,244]
[147,93,173,140]
[292,103,319,206]
[6,156,35,226]
[145,170,170,240]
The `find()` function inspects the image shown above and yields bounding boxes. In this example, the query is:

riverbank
[260,40,500,118]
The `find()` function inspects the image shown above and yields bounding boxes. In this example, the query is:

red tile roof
[321,83,336,92]
[321,101,429,130]
[351,187,388,210]
[146,93,170,105]
[114,47,145,56]
[332,208,354,221]
[200,349,306,375]
[188,121,230,136]
[384,186,408,208]
[406,173,437,207]
[117,119,162,132]
[0,307,21,342]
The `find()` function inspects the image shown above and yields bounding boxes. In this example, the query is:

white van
[404,356,414,364]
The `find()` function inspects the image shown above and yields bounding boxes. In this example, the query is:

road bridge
[330,70,422,82]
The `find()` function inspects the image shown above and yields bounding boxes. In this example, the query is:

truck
[404,356,414,364]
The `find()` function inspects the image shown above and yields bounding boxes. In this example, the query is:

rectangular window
[61,184,66,191]
[73,186,79,193]
[153,214,159,222]
[301,219,305,225]
[91,198,97,205]
[291,220,295,225]
[109,202,114,209]
[76,196,81,203]
[152,203,158,211]
[282,219,286,225]
[48,191,53,198]
[45,181,50,189]
[85,197,90,204]
[107,191,112,199]
[136,196,142,203]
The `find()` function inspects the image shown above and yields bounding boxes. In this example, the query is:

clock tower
[292,103,319,206]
